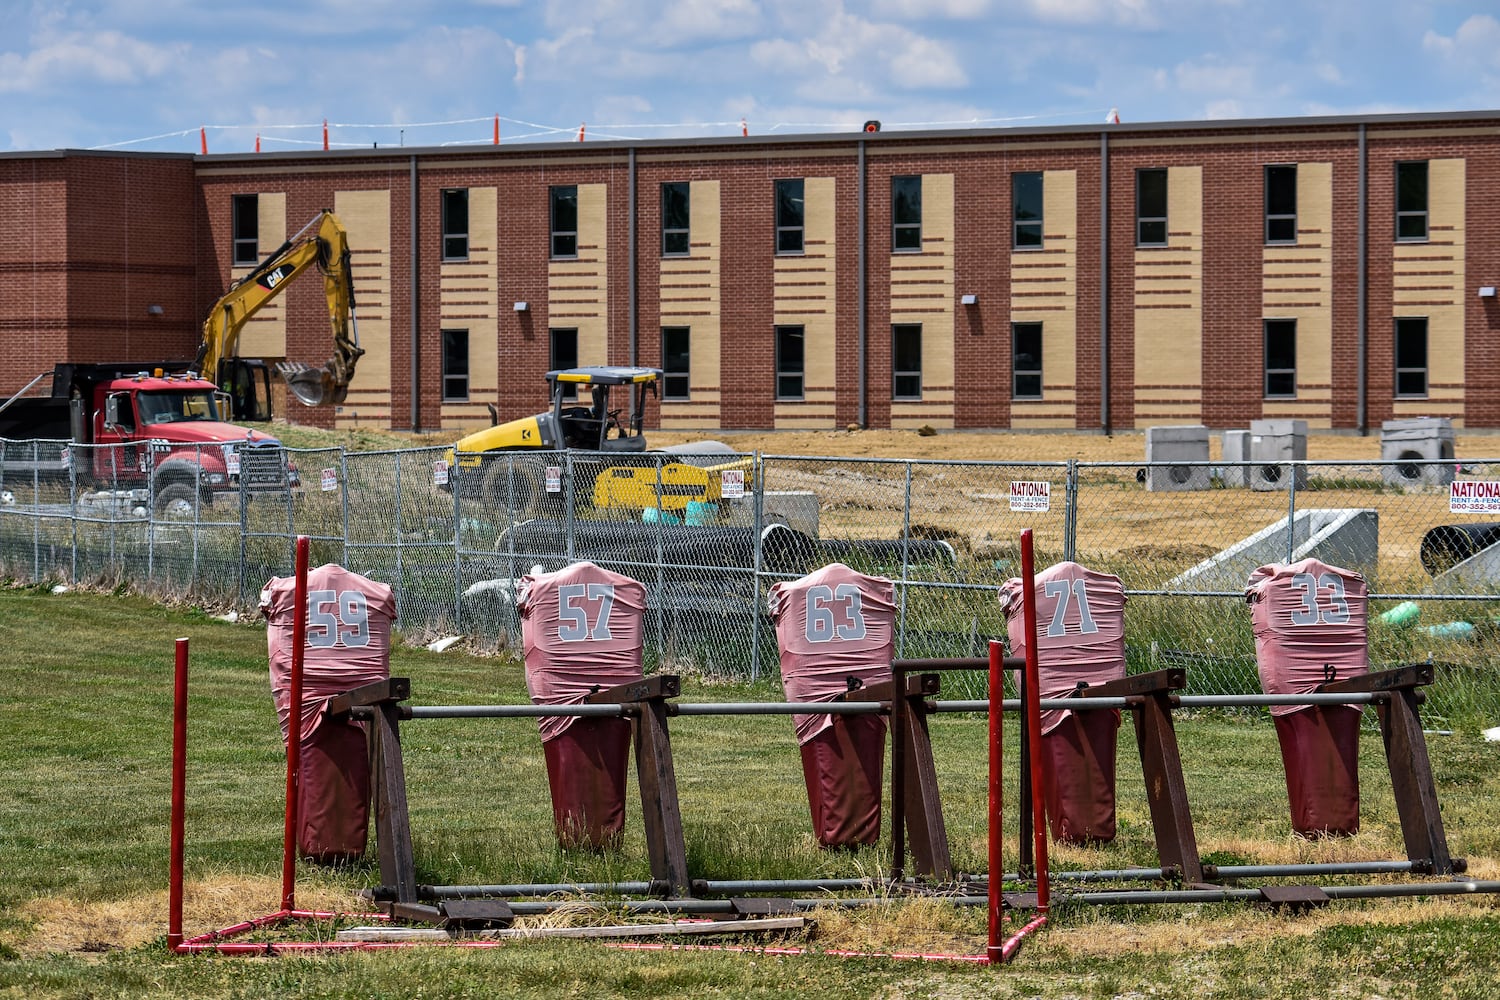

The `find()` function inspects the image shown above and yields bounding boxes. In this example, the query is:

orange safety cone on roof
[577,122,586,141]
[200,127,207,154]
[741,117,748,137]
[494,115,500,144]
[322,119,329,150]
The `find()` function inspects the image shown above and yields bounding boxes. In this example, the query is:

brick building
[3,109,1498,433]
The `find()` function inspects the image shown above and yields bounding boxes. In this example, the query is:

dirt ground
[647,428,1416,463]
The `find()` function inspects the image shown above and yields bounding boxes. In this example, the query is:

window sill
[1011,244,1045,252]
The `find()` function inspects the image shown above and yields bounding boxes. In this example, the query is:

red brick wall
[8,115,1500,430]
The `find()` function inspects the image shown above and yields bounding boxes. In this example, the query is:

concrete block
[1144,425,1210,492]
[1221,429,1251,487]
[1248,418,1308,491]
[1380,417,1456,489]
[1167,509,1380,592]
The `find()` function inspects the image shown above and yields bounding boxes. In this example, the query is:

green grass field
[3,583,1500,998]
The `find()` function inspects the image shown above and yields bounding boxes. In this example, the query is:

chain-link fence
[3,441,1497,727]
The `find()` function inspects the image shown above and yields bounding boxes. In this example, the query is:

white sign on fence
[225,450,240,476]
[545,466,562,493]
[320,468,339,492]
[1009,480,1051,512]
[721,469,745,499]
[432,460,449,487]
[1450,480,1500,514]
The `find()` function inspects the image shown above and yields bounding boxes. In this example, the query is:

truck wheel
[155,482,199,520]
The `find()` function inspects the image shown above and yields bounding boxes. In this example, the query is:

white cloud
[871,0,994,17]
[658,0,765,45]
[1423,14,1500,73]
[0,30,183,93]
[1022,0,1157,28]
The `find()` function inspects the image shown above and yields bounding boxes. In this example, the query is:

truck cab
[86,370,291,513]
[0,363,292,516]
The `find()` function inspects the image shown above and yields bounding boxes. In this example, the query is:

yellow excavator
[197,209,364,420]
[447,366,751,517]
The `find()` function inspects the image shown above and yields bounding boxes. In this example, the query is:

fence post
[339,447,352,568]
[1064,459,1078,563]
[749,452,765,682]
[564,452,576,564]
[1285,460,1298,564]
[68,441,78,584]
[653,454,666,667]
[897,460,913,658]
[452,449,464,634]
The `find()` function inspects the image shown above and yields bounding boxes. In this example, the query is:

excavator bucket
[277,361,348,407]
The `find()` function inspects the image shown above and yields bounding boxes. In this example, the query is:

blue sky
[4,0,1500,153]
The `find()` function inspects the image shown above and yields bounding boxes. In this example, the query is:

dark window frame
[441,188,469,261]
[1394,316,1428,398]
[441,328,470,402]
[1264,165,1297,245]
[892,323,922,400]
[775,178,805,255]
[1012,171,1044,249]
[1012,322,1043,400]
[1396,161,1429,242]
[661,325,691,400]
[1136,168,1168,247]
[661,182,690,257]
[1263,318,1297,398]
[775,325,805,400]
[550,185,579,259]
[892,175,922,253]
[550,327,579,399]
[231,194,259,266]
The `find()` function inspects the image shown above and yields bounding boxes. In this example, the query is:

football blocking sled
[769,563,897,848]
[1000,561,1127,845]
[1247,557,1368,837]
[518,561,647,850]
[262,564,396,863]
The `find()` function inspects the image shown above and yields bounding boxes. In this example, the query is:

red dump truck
[0,362,295,516]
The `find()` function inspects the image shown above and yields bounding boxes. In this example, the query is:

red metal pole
[280,536,310,911]
[1019,529,1049,915]
[168,636,190,951]
[986,638,1004,964]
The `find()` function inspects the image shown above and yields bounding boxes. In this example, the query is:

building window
[441,189,469,261]
[550,327,579,399]
[661,326,690,400]
[1396,161,1428,242]
[662,182,690,257]
[1395,317,1427,397]
[1264,319,1296,398]
[1012,322,1043,399]
[775,325,804,400]
[1265,165,1297,245]
[892,175,922,252]
[550,185,578,258]
[441,329,469,401]
[892,324,922,399]
[1012,171,1043,249]
[1136,168,1168,247]
[231,194,259,266]
[775,179,804,254]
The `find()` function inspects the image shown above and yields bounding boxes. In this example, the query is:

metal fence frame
[3,440,1496,723]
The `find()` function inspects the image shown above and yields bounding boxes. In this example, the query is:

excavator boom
[198,209,364,410]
